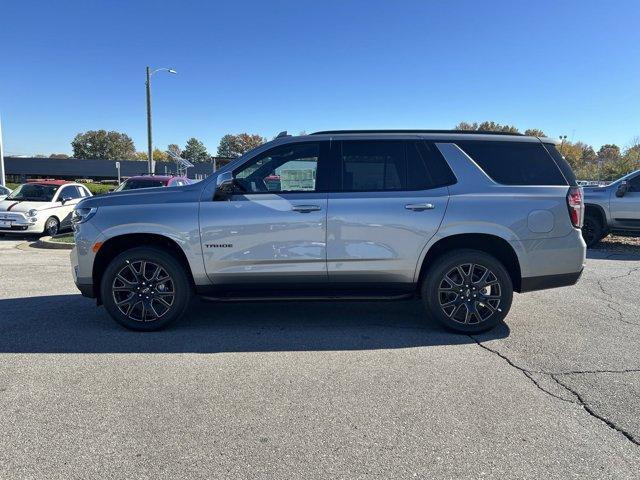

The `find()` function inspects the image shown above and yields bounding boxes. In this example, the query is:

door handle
[292,204,321,213]
[405,203,435,211]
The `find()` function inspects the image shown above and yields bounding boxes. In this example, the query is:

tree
[153,148,169,162]
[524,128,546,137]
[134,151,148,161]
[182,138,210,163]
[167,144,182,157]
[49,153,69,159]
[71,130,136,160]
[454,121,519,133]
[217,133,267,158]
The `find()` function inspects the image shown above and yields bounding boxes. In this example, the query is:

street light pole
[146,66,153,175]
[145,66,177,176]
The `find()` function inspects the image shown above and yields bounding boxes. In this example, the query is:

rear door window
[542,143,578,186]
[337,140,456,192]
[456,141,568,185]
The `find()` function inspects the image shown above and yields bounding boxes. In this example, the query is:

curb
[36,235,75,250]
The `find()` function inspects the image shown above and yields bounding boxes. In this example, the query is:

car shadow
[0,295,509,353]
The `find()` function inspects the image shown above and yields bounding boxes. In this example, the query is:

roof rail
[311,129,524,136]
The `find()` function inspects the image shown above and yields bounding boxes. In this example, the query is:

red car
[114,175,191,192]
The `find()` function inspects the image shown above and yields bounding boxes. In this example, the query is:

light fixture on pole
[146,67,177,175]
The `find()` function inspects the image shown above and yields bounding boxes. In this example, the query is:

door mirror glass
[60,196,72,204]
[616,180,629,198]
[214,171,235,200]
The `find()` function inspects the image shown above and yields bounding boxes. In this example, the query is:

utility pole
[146,66,153,175]
[0,115,5,187]
[145,66,177,176]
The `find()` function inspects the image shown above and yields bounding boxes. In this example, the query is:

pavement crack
[551,374,640,447]
[554,368,640,376]
[471,336,640,447]
[469,336,577,404]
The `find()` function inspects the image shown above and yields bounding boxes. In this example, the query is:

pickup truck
[582,169,640,246]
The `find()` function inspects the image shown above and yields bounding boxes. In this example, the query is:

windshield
[115,179,166,191]
[6,183,59,202]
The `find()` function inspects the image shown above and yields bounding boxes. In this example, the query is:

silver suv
[70,130,586,333]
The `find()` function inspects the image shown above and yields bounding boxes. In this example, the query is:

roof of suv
[306,130,560,145]
[311,129,524,136]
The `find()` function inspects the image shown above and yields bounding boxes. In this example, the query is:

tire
[44,216,60,237]
[421,249,513,333]
[100,246,193,331]
[582,214,605,248]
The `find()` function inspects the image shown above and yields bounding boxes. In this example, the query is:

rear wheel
[582,213,606,248]
[100,247,192,331]
[421,249,513,333]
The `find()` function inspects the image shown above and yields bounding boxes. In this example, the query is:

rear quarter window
[456,141,568,186]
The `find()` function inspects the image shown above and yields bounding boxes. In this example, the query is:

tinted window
[542,143,578,186]
[60,186,83,200]
[628,175,640,191]
[235,143,319,193]
[339,140,456,192]
[341,141,405,191]
[456,141,568,185]
[407,141,457,190]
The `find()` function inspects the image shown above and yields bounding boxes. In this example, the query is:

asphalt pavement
[0,236,639,479]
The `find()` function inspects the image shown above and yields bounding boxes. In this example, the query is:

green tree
[455,121,519,133]
[524,128,546,137]
[167,144,182,157]
[153,148,169,162]
[134,151,148,161]
[49,153,69,159]
[183,138,210,163]
[71,130,136,160]
[217,133,267,158]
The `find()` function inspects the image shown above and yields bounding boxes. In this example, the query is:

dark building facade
[3,156,233,183]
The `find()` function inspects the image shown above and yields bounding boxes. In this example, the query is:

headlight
[26,209,38,217]
[71,207,98,224]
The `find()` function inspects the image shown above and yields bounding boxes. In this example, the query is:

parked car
[0,185,11,201]
[113,175,191,192]
[71,130,585,333]
[0,180,92,236]
[582,169,640,247]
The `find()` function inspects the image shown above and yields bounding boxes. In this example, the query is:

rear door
[326,140,452,284]
[200,141,330,285]
[610,173,640,229]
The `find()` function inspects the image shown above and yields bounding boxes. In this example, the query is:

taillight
[566,186,584,228]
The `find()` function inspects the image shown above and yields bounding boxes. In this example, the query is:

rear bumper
[520,269,583,293]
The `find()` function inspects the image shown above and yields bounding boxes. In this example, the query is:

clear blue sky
[1,0,639,156]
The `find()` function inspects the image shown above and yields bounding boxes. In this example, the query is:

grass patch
[49,233,75,244]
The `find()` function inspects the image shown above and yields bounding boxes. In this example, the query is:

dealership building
[2,156,233,183]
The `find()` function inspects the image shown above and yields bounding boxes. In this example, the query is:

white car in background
[0,180,92,236]
[0,185,11,200]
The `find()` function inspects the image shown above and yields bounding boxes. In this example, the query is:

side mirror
[108,188,114,193]
[616,181,629,198]
[214,171,235,200]
[60,196,72,204]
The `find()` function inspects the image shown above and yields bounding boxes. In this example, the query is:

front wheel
[100,247,192,331]
[421,250,513,333]
[44,216,60,237]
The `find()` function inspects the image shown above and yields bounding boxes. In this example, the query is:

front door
[327,139,452,284]
[610,173,640,230]
[200,141,330,285]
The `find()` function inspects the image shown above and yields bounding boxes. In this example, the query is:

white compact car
[0,180,92,236]
[0,185,11,200]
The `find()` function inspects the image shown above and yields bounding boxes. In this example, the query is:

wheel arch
[92,233,195,303]
[584,203,607,229]
[417,233,522,292]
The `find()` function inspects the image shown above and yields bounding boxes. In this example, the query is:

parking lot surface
[1,237,639,479]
